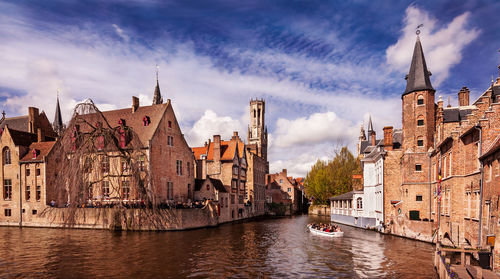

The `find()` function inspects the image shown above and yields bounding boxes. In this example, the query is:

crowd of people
[308,223,341,233]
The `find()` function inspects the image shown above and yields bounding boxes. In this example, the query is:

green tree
[304,146,361,205]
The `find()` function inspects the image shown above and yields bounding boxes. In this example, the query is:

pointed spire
[367,115,374,133]
[359,123,366,141]
[152,64,163,105]
[403,35,434,96]
[53,92,64,135]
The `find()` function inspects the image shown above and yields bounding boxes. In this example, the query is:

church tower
[53,94,64,136]
[152,65,163,105]
[248,98,267,162]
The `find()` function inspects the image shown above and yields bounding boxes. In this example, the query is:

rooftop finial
[416,24,424,35]
[156,64,159,82]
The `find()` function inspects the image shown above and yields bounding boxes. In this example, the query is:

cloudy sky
[0,0,499,177]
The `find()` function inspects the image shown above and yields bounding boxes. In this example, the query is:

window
[101,156,110,173]
[231,194,235,204]
[415,164,422,172]
[138,155,146,172]
[417,139,424,147]
[225,197,228,207]
[176,160,183,175]
[449,152,453,177]
[3,147,11,165]
[26,186,30,201]
[168,121,172,128]
[167,182,173,200]
[279,179,283,183]
[416,195,423,201]
[32,210,37,215]
[239,181,245,191]
[121,158,129,172]
[417,96,424,105]
[232,166,238,175]
[4,179,12,200]
[167,136,174,146]
[206,184,210,191]
[465,192,471,218]
[36,186,41,201]
[36,169,40,176]
[357,197,363,209]
[88,185,93,199]
[102,181,110,198]
[288,187,292,192]
[187,162,190,177]
[122,180,130,200]
[241,169,246,177]
[231,180,237,192]
[4,209,11,217]
[188,184,192,199]
[417,119,424,126]
[409,210,420,220]
[26,169,31,176]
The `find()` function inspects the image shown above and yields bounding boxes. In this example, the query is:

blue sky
[0,0,499,176]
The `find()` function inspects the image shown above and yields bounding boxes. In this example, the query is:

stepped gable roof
[443,107,474,123]
[403,36,434,96]
[1,116,29,132]
[20,141,56,162]
[7,128,38,147]
[330,191,355,201]
[74,103,168,146]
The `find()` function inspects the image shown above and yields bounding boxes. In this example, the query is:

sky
[0,0,499,177]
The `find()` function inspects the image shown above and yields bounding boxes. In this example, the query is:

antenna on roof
[416,24,424,35]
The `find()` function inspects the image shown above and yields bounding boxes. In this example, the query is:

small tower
[367,115,376,146]
[152,65,163,105]
[402,34,435,151]
[357,123,366,155]
[248,98,267,162]
[53,94,64,136]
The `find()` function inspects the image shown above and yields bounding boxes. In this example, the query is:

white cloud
[185,110,243,147]
[273,111,357,148]
[112,24,130,42]
[386,6,480,86]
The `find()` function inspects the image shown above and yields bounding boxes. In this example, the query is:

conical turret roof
[403,36,434,96]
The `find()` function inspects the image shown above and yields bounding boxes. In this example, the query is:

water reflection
[0,215,436,278]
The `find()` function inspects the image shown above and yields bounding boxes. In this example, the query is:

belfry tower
[248,99,268,162]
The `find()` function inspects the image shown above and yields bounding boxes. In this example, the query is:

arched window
[357,197,363,209]
[417,115,424,126]
[417,95,424,105]
[3,147,11,165]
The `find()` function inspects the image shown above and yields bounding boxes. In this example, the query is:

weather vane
[416,24,424,35]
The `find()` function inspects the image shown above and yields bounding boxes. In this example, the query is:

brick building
[265,169,303,213]
[0,107,57,226]
[192,132,248,220]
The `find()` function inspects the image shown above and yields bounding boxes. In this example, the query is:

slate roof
[20,141,56,162]
[1,116,29,132]
[73,102,169,147]
[443,107,473,123]
[403,36,434,96]
[53,96,63,130]
[194,178,227,193]
[330,191,356,201]
[360,139,383,154]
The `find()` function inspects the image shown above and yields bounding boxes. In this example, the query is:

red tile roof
[72,102,169,146]
[192,137,245,161]
[20,141,56,162]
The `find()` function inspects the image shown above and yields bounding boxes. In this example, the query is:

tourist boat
[307,225,344,237]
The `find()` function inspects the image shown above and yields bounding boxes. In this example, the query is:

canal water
[0,215,436,278]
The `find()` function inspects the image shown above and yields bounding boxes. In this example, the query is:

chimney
[37,128,45,142]
[437,95,443,109]
[383,126,393,151]
[213,135,221,162]
[232,131,239,140]
[132,96,140,113]
[371,131,376,146]
[458,87,470,107]
[28,107,39,133]
[282,169,287,177]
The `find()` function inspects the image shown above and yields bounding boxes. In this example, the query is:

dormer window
[32,149,39,159]
[143,116,151,126]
